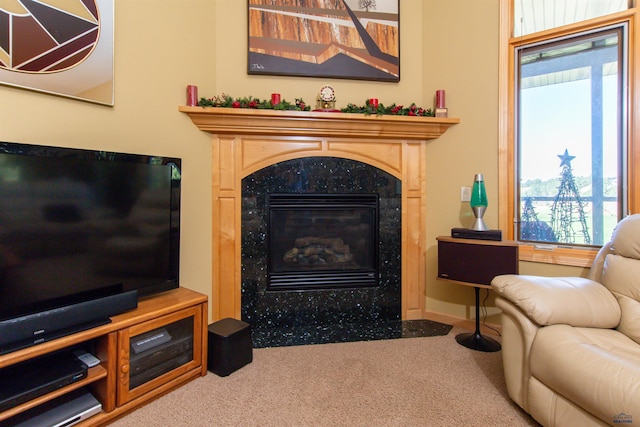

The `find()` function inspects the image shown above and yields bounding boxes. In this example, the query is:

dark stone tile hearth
[401,319,454,339]
[251,319,454,348]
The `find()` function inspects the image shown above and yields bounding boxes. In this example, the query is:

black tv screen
[0,142,181,323]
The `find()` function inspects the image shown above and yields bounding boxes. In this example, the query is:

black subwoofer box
[207,318,252,377]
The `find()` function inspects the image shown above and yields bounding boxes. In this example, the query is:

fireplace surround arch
[238,139,404,181]
[179,107,459,322]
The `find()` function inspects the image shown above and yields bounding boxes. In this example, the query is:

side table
[436,236,519,352]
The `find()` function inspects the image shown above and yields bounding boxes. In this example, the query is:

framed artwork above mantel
[247,0,400,82]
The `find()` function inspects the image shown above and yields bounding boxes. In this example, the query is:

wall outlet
[461,186,471,202]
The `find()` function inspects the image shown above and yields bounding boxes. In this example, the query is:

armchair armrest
[491,275,621,328]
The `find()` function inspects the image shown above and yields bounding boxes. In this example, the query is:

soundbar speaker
[0,290,138,354]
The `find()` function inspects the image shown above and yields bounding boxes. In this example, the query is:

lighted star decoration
[558,149,576,168]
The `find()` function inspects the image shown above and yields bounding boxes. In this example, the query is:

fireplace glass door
[267,193,379,290]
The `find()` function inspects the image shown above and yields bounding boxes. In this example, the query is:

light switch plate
[461,186,471,202]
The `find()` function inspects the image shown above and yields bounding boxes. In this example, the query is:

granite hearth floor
[401,319,454,338]
[251,319,453,348]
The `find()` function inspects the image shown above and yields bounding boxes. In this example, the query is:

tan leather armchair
[492,214,640,427]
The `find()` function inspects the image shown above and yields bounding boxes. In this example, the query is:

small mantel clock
[314,85,340,112]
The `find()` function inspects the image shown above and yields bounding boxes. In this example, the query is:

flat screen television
[0,141,181,354]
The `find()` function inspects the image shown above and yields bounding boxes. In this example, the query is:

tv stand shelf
[0,287,208,426]
[0,366,108,421]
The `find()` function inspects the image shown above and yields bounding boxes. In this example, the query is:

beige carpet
[111,327,539,426]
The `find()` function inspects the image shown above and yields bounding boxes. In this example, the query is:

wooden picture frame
[0,0,114,105]
[248,0,400,82]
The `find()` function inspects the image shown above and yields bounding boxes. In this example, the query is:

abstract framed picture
[248,0,399,82]
[0,0,114,106]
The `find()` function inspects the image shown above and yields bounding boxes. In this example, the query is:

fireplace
[242,157,401,346]
[179,106,459,339]
[267,193,378,290]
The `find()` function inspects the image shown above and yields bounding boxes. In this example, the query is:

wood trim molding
[179,106,459,140]
[498,8,635,265]
[180,106,459,321]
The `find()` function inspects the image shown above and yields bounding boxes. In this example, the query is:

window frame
[499,6,639,267]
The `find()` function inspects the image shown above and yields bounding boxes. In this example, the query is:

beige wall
[421,0,586,323]
[0,0,585,324]
[421,0,503,319]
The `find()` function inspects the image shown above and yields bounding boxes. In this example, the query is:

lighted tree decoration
[521,197,556,242]
[550,149,591,244]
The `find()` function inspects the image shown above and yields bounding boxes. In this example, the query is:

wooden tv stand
[0,287,208,426]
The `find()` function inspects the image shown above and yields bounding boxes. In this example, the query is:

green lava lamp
[470,173,488,231]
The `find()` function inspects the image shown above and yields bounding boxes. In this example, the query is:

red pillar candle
[436,90,445,108]
[369,98,379,108]
[271,93,281,105]
[186,85,198,106]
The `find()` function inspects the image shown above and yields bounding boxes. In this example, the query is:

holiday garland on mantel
[198,94,309,111]
[341,101,434,117]
[197,94,435,117]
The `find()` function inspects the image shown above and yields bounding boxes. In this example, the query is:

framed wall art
[0,0,114,106]
[248,0,399,82]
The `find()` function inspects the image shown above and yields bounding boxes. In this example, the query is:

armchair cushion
[602,254,640,343]
[492,274,620,328]
[609,213,640,259]
[530,325,640,424]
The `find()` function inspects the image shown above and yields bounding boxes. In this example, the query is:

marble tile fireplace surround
[180,107,458,346]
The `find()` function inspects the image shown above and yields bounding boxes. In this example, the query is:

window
[499,3,637,267]
[517,26,625,247]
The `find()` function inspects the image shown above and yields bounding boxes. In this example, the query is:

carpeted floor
[110,326,539,427]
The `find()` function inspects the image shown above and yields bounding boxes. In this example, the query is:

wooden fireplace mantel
[180,105,459,322]
[178,106,459,140]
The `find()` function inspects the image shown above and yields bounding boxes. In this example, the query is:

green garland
[198,94,310,111]
[197,94,434,117]
[341,100,434,117]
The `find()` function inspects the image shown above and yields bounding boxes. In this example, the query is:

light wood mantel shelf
[179,106,459,140]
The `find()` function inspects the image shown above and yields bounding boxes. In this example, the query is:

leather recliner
[492,213,640,427]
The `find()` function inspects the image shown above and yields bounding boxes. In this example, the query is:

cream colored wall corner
[420,0,586,324]
[0,0,216,318]
[420,0,501,321]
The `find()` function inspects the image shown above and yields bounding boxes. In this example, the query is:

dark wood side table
[436,236,519,352]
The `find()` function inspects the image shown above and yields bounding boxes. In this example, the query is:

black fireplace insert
[267,193,379,290]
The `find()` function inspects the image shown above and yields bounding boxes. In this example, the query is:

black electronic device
[130,335,192,374]
[0,291,137,355]
[0,387,101,427]
[0,351,88,412]
[451,228,502,241]
[130,328,172,354]
[0,141,182,354]
[129,335,193,388]
[130,352,191,389]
